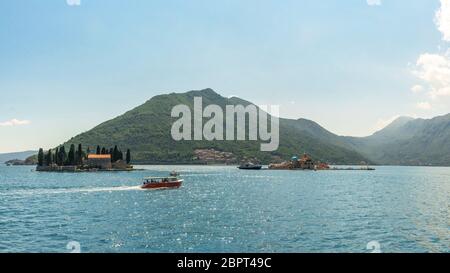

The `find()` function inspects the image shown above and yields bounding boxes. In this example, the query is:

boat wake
[63,185,142,194]
[1,185,142,197]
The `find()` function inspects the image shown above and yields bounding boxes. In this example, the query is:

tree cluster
[37,145,131,166]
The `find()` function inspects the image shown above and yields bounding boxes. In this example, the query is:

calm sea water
[0,165,448,253]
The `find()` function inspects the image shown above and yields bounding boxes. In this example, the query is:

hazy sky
[1,0,450,153]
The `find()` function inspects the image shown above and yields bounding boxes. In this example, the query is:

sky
[0,0,450,153]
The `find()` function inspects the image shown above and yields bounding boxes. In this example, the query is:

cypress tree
[68,144,76,165]
[101,147,106,154]
[109,148,114,162]
[96,146,101,155]
[126,149,131,164]
[55,147,60,166]
[113,146,119,162]
[37,148,44,166]
[119,150,123,161]
[76,144,83,166]
[60,146,67,166]
[45,150,52,166]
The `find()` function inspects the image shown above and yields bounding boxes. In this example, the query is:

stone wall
[87,158,112,169]
[36,166,77,172]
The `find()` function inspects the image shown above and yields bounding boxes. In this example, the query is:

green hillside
[38,89,450,166]
[62,89,369,164]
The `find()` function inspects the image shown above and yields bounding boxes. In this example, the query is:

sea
[0,165,448,253]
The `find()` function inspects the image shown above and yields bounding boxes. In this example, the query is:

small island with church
[268,153,375,171]
[35,144,135,172]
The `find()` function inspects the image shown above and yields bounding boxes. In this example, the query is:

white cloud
[430,86,450,98]
[0,119,31,127]
[411,85,424,94]
[66,0,81,6]
[416,101,432,110]
[413,52,450,99]
[435,0,450,42]
[367,0,382,6]
[412,1,450,105]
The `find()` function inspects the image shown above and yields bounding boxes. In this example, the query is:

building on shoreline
[87,154,112,170]
[269,153,330,170]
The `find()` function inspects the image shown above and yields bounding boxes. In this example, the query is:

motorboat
[141,176,183,189]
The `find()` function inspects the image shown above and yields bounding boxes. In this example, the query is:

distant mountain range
[57,89,450,166]
[344,115,450,165]
[0,150,37,163]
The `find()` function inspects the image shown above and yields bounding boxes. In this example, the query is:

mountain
[0,150,37,163]
[62,89,369,165]
[351,115,450,166]
[371,116,416,141]
[57,89,450,166]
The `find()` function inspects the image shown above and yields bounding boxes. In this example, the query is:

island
[35,144,135,172]
[5,158,36,166]
[269,153,375,171]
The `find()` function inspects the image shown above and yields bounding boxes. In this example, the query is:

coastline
[5,162,450,168]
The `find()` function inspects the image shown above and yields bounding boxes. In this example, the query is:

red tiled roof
[87,154,111,159]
